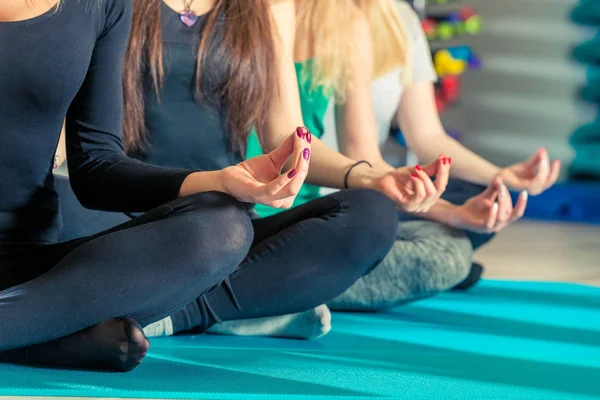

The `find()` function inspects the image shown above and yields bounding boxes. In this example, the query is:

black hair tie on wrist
[344,160,373,189]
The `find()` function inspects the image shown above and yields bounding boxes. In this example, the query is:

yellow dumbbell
[434,50,467,77]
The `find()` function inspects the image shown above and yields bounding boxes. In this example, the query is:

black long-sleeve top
[0,0,194,247]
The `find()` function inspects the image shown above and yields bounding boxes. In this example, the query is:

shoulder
[98,0,131,34]
[394,1,423,41]
[268,0,295,45]
[269,0,295,20]
[52,0,129,38]
[349,4,371,45]
[350,4,370,36]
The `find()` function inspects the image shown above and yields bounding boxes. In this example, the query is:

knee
[175,192,254,278]
[334,189,398,265]
[396,221,473,294]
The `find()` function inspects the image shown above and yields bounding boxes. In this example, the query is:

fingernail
[306,131,312,143]
[287,169,298,178]
[303,148,310,160]
[415,165,422,171]
[411,173,418,178]
[296,127,305,139]
[522,191,528,201]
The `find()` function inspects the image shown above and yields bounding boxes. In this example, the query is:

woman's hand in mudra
[221,127,311,208]
[372,154,451,213]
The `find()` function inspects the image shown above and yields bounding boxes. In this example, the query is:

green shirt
[246,59,330,217]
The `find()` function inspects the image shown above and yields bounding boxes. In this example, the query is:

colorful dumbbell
[468,54,482,69]
[427,0,453,4]
[435,89,447,112]
[436,21,455,41]
[422,19,437,40]
[448,46,471,61]
[459,7,476,20]
[445,12,464,35]
[429,9,482,41]
[440,75,461,102]
[447,46,483,69]
[434,50,467,77]
[464,15,482,34]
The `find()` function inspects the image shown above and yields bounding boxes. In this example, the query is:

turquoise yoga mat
[1,280,599,399]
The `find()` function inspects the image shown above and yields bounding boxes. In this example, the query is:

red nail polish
[411,173,418,178]
[443,158,447,165]
[415,165,422,171]
[296,127,304,139]
[287,169,298,178]
[303,148,310,160]
[306,131,312,143]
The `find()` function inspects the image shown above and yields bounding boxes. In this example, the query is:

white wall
[440,0,597,177]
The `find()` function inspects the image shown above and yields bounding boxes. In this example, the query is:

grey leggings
[328,179,495,311]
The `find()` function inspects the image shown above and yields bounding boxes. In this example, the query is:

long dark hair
[123,0,276,153]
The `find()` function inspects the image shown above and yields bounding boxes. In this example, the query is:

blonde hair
[354,0,411,83]
[296,0,356,101]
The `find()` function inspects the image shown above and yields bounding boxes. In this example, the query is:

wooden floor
[1,221,599,400]
[477,220,600,286]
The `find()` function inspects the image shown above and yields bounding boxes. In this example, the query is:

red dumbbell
[422,18,437,40]
[459,7,476,20]
[435,89,447,112]
[441,75,461,102]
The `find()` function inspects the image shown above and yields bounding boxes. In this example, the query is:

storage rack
[395,0,482,165]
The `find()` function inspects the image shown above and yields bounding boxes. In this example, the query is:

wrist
[425,200,462,227]
[179,170,226,197]
[497,168,516,187]
[346,163,386,189]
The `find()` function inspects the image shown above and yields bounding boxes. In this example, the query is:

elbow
[66,151,118,211]
[68,173,96,210]
[261,139,278,154]
[344,142,383,164]
[67,161,106,210]
[408,134,447,158]
[259,133,284,154]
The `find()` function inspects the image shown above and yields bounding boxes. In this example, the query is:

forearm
[68,150,195,212]
[345,142,390,173]
[415,198,459,227]
[263,134,382,189]
[411,133,500,186]
[309,138,376,188]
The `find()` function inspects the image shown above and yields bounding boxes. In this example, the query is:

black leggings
[0,177,396,351]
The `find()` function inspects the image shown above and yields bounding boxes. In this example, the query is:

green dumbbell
[464,15,482,34]
[437,22,455,41]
